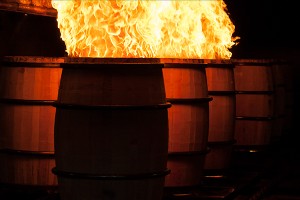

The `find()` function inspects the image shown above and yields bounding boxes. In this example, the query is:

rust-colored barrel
[232,59,275,152]
[161,58,211,188]
[0,56,62,187]
[52,58,170,200]
[0,0,57,17]
[204,60,236,176]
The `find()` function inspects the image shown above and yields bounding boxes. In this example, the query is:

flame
[52,0,239,59]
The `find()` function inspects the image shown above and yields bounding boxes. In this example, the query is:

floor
[163,130,300,200]
[1,130,299,200]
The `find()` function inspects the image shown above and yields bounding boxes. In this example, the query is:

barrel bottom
[0,152,57,187]
[204,141,235,177]
[234,119,273,147]
[164,154,206,188]
[57,177,165,200]
[271,116,285,144]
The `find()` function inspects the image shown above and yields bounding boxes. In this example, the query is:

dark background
[225,0,300,59]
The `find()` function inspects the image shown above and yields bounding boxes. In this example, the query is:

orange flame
[52,0,239,59]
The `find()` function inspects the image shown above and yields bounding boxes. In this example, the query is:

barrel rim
[0,148,55,157]
[205,63,235,68]
[235,91,274,94]
[231,58,275,65]
[53,102,172,110]
[208,91,236,95]
[52,167,171,180]
[0,56,63,68]
[64,57,162,64]
[0,56,65,63]
[160,58,232,64]
[235,116,274,121]
[167,97,213,104]
[0,56,233,66]
[0,98,55,105]
[62,57,232,64]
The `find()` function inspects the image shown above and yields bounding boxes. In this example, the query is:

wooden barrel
[52,58,170,200]
[161,58,211,187]
[232,59,275,151]
[204,60,236,176]
[0,0,57,17]
[0,56,62,187]
[271,59,288,143]
[203,141,235,176]
[280,60,298,139]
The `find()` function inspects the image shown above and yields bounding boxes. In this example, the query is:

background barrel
[272,59,296,141]
[53,58,170,200]
[271,59,288,143]
[232,59,275,152]
[204,60,236,176]
[0,0,56,17]
[0,56,62,188]
[161,59,211,188]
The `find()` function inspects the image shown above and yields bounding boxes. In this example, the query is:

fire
[52,0,239,59]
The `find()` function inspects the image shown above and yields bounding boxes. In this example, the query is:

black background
[225,0,300,59]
